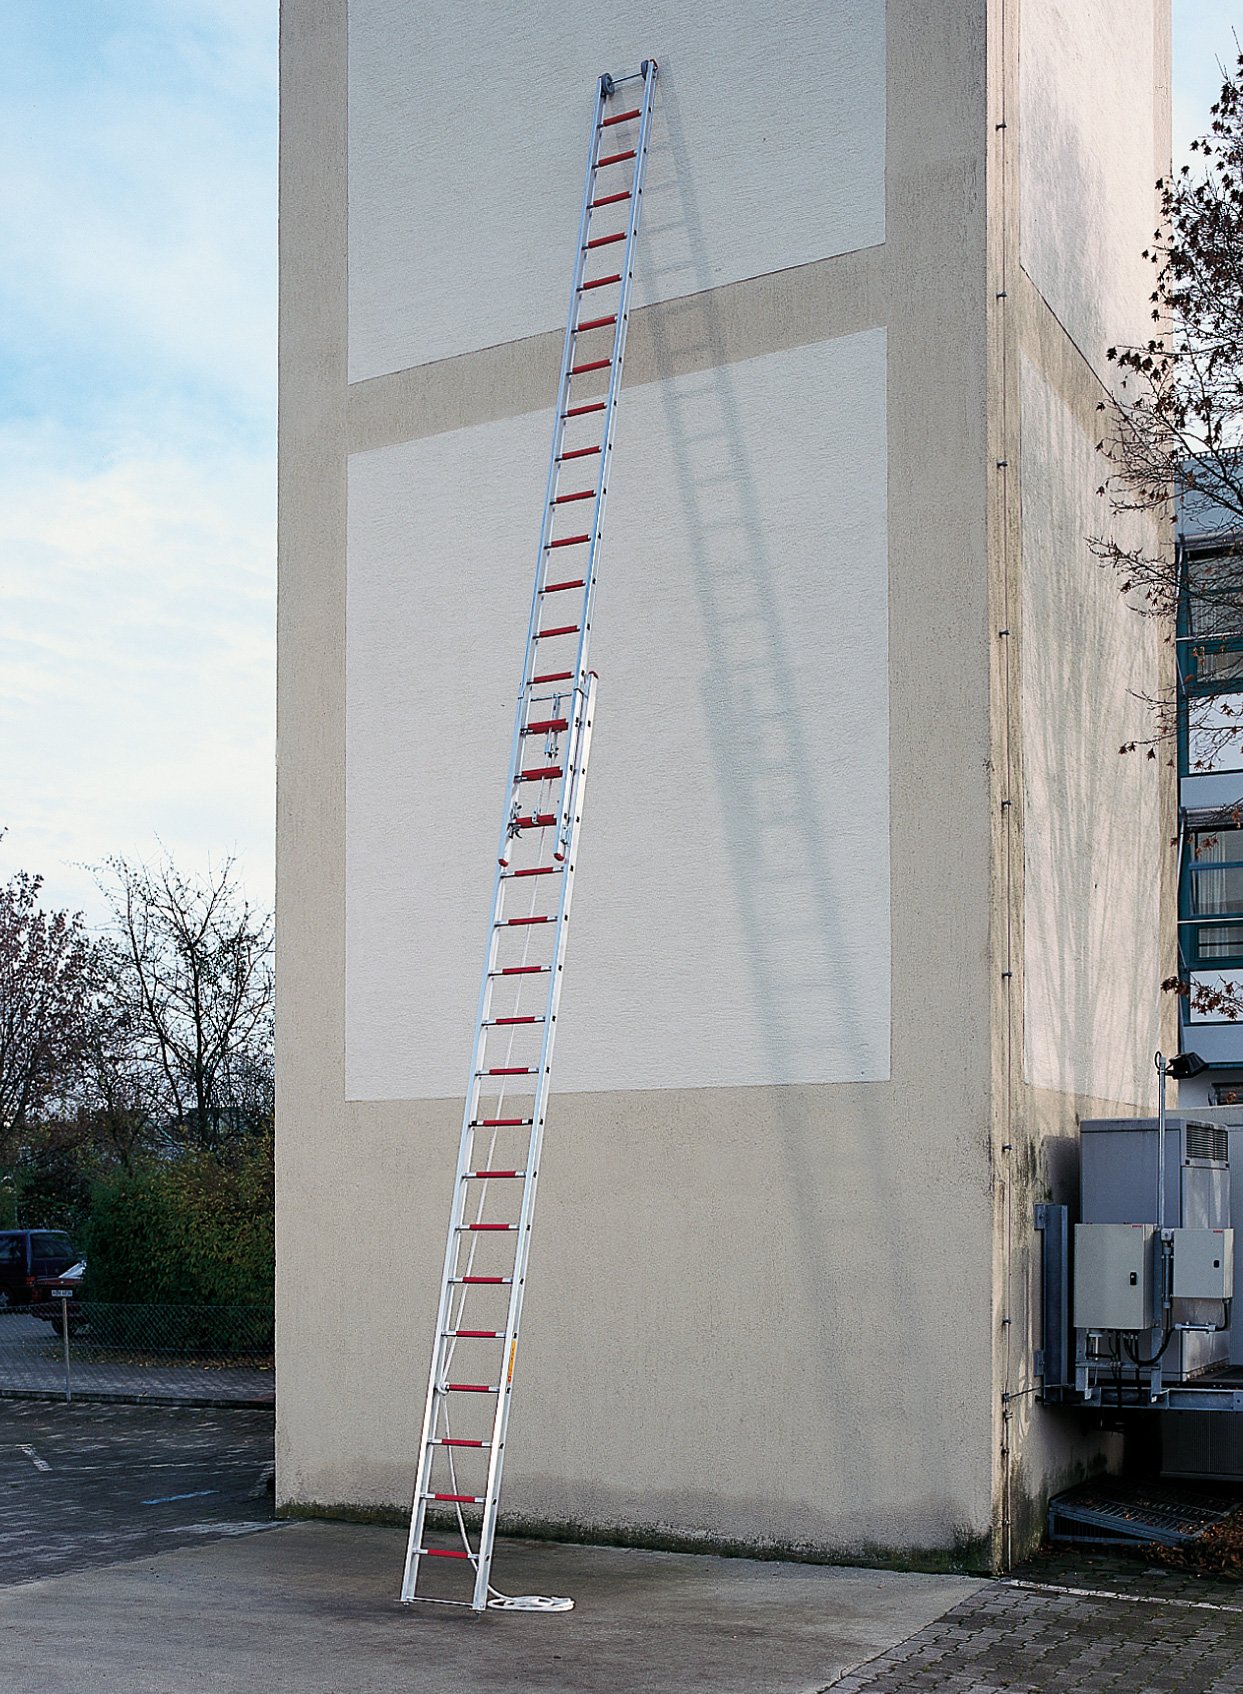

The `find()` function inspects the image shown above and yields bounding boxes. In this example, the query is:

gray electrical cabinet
[1079,1118,1232,1380]
[1074,1223,1155,1330]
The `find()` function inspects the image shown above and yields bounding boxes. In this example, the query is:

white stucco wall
[346,331,890,1097]
[347,0,886,378]
[1020,356,1162,1102]
[1019,0,1157,379]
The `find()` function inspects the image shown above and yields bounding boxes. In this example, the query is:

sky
[0,2,275,927]
[0,3,1236,929]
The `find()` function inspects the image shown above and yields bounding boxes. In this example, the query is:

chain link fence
[0,1301,273,1405]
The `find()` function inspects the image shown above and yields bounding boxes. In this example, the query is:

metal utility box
[1171,1229,1234,1301]
[1074,1223,1155,1331]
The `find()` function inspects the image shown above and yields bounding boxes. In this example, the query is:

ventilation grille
[1185,1122,1229,1165]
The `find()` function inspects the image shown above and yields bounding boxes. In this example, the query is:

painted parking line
[17,1445,50,1472]
[140,1489,219,1505]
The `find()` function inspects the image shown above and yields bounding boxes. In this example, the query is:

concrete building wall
[277,0,1170,1567]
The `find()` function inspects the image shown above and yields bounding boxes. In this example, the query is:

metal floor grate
[1048,1478,1243,1548]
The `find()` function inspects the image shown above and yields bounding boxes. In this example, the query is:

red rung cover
[601,107,641,127]
[559,444,600,459]
[563,402,605,418]
[434,1493,481,1504]
[512,817,556,830]
[461,1276,506,1284]
[580,273,621,291]
[424,1547,471,1559]
[591,189,631,207]
[478,1117,526,1126]
[501,963,546,972]
[453,1330,500,1338]
[541,580,584,595]
[516,765,563,779]
[494,1016,538,1026]
[471,1170,521,1178]
[467,1222,513,1231]
[523,718,568,733]
[512,866,556,878]
[531,671,573,684]
[570,357,611,375]
[439,1438,485,1448]
[535,626,579,640]
[553,489,595,503]
[487,1067,533,1075]
[506,915,551,926]
[585,232,625,250]
[597,148,636,167]
[576,315,616,332]
[548,533,590,548]
[447,1383,494,1392]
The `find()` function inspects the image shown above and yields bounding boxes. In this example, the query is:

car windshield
[29,1233,75,1269]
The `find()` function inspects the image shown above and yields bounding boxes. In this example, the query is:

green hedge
[80,1132,273,1312]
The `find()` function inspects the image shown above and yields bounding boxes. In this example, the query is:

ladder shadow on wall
[624,77,943,1531]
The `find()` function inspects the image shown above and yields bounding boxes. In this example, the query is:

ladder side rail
[569,60,659,694]
[470,674,598,1609]
[403,76,608,1609]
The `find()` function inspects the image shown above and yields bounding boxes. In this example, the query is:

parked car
[0,1230,79,1310]
[33,1258,86,1329]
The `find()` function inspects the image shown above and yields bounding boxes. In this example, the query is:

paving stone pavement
[824,1561,1243,1694]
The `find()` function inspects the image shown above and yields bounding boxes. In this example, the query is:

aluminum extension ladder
[401,60,659,1614]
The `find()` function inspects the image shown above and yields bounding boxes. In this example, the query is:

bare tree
[0,869,93,1157]
[1095,51,1243,765]
[94,854,274,1153]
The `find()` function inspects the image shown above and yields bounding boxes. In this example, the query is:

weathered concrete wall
[985,0,1173,1564]
[278,0,1000,1563]
[277,0,1170,1568]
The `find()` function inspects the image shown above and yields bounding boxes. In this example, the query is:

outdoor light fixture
[1166,1051,1208,1081]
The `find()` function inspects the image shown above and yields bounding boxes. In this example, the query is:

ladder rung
[570,357,611,377]
[502,915,552,927]
[515,765,563,780]
[467,1170,525,1179]
[462,1223,517,1233]
[576,315,615,332]
[541,579,585,595]
[553,488,595,504]
[585,232,625,250]
[510,816,556,831]
[446,1383,500,1393]
[580,273,620,292]
[547,533,590,548]
[434,1438,490,1448]
[591,189,631,207]
[473,1117,531,1127]
[563,402,605,419]
[601,107,641,127]
[597,148,635,167]
[485,1066,536,1075]
[493,963,549,975]
[430,1493,485,1505]
[447,1330,502,1339]
[423,1547,472,1559]
[489,1014,543,1025]
[504,866,559,879]
[452,1276,512,1285]
[535,625,580,640]
[530,671,574,684]
[522,718,568,733]
[558,444,600,460]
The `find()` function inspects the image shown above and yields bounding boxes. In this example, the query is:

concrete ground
[0,1401,1242,1691]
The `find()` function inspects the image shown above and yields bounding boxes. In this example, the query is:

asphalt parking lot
[0,1398,275,1586]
